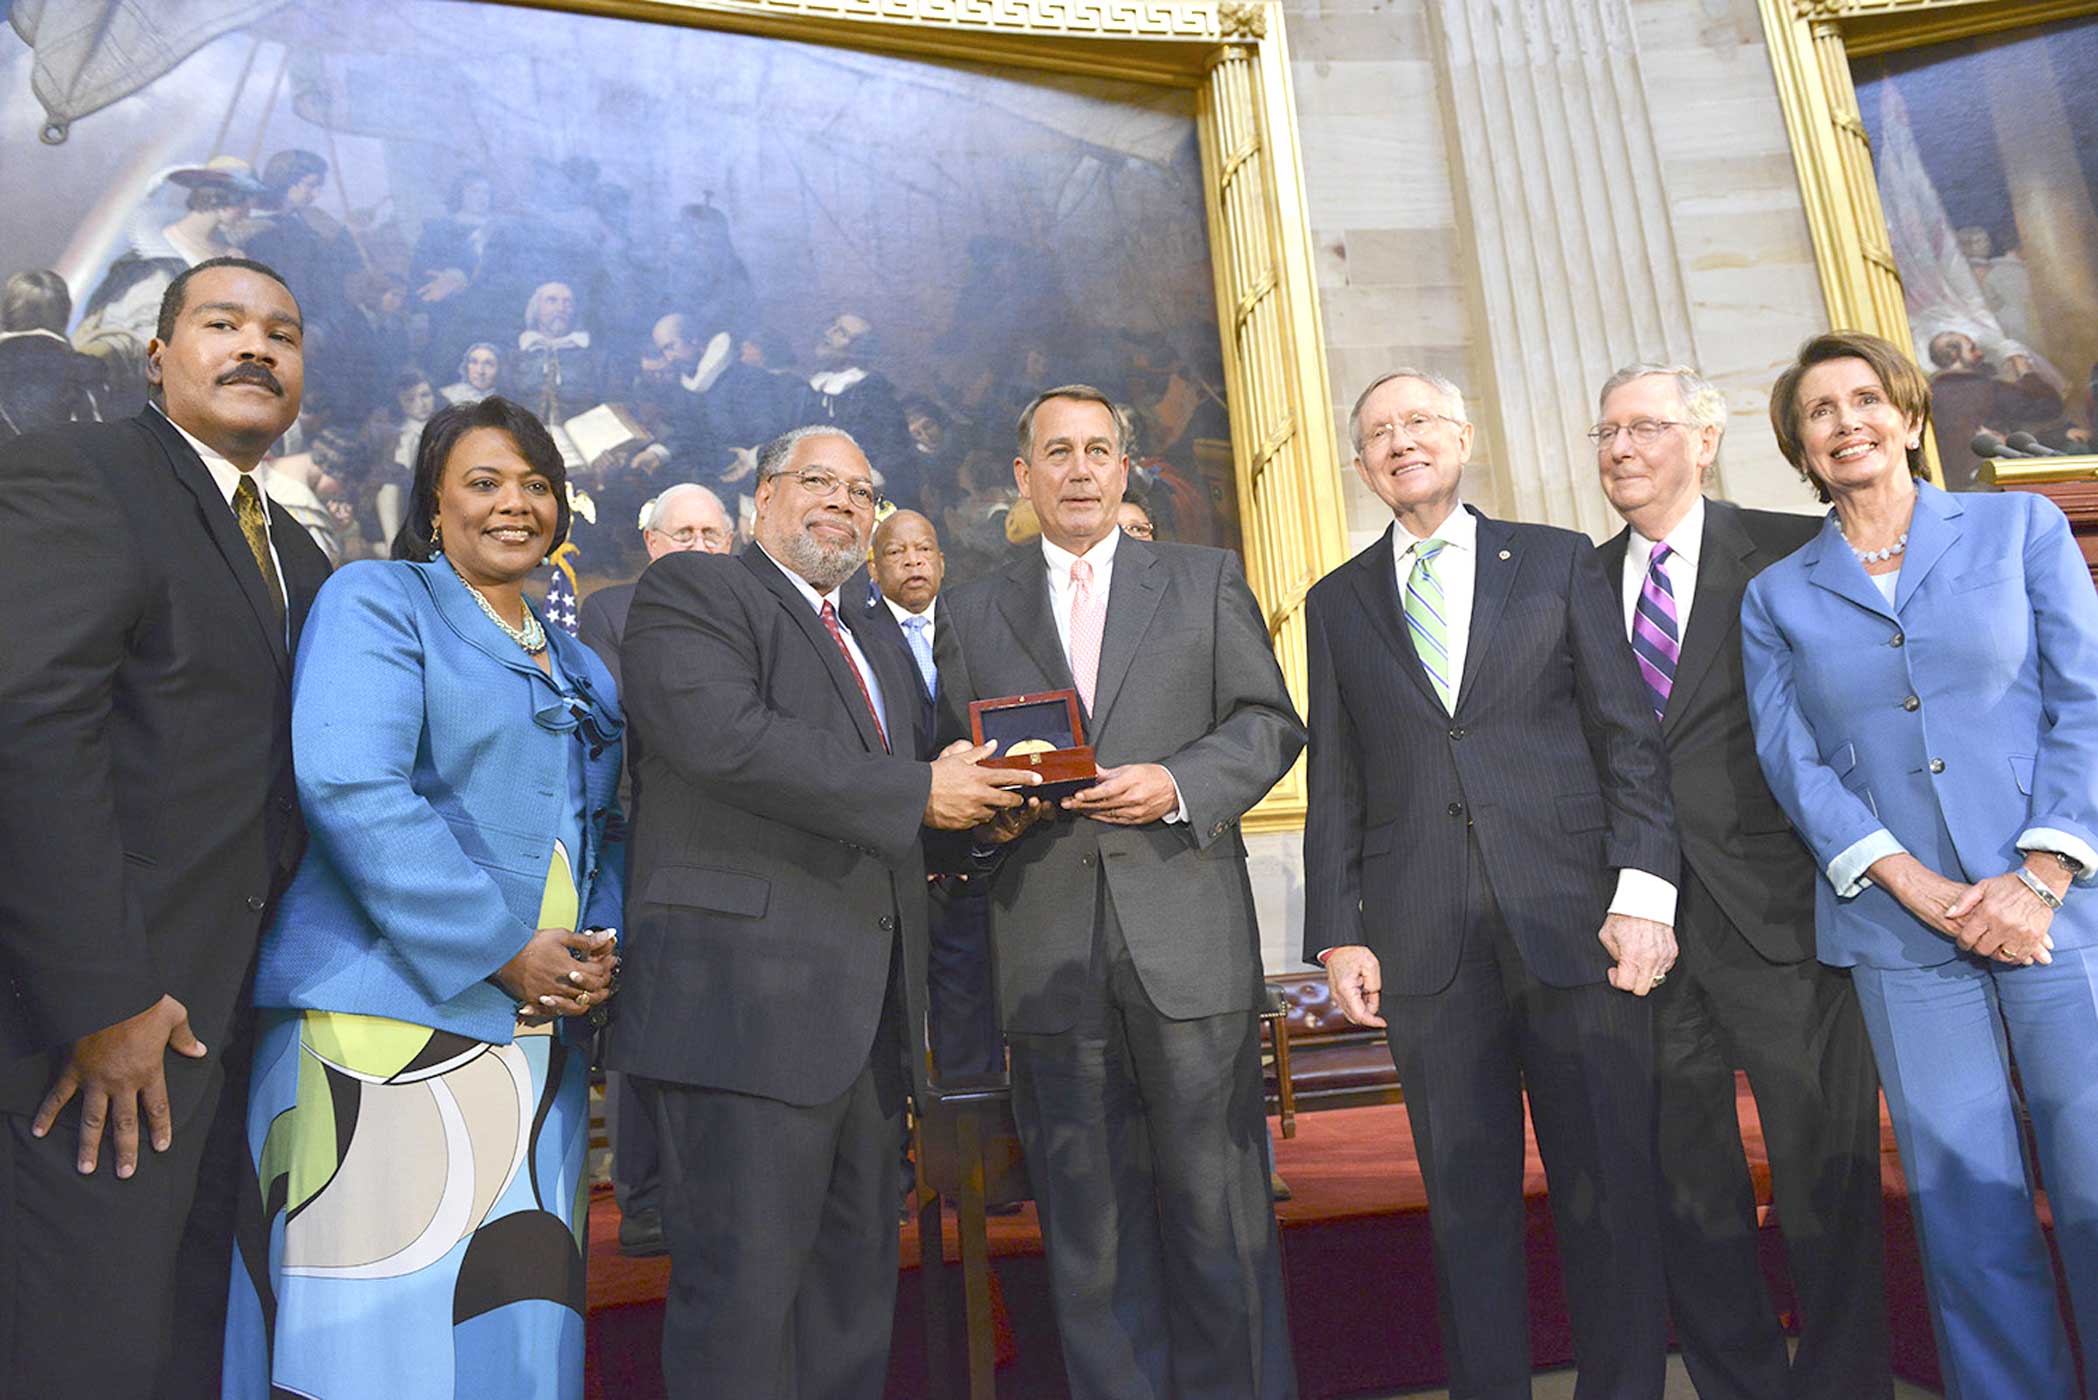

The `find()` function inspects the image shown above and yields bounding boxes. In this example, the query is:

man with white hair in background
[578,480,735,1257]
[1593,364,1889,1400]
[579,482,736,694]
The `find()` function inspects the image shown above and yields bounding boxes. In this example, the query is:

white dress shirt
[158,405,288,638]
[1392,503,1675,929]
[757,543,889,743]
[1620,494,1704,645]
[1038,529,1184,824]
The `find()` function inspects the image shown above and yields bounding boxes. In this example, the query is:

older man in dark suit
[1593,364,1888,1400]
[1308,368,1678,1400]
[610,424,1032,1398]
[574,480,734,1258]
[937,385,1305,1399]
[0,257,331,1399]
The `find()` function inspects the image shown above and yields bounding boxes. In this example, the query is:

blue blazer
[253,559,626,1043]
[1742,482,2098,969]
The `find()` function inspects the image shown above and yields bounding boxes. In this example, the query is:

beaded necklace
[447,556,547,654]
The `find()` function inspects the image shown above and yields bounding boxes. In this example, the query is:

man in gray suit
[936,384,1305,1399]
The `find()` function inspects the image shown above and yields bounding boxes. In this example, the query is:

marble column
[1428,0,1709,535]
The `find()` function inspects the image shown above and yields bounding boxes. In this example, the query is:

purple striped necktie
[1631,541,1680,720]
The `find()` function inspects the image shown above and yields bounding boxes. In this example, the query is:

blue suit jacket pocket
[2010,754,2035,796]
[441,813,551,878]
[1820,741,1877,817]
[643,864,772,918]
[1954,561,2019,592]
[1556,793,1605,833]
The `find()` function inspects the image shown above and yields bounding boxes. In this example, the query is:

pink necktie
[1069,558,1106,713]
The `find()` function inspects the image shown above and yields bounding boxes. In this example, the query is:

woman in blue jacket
[224,396,624,1400]
[1743,331,2098,1397]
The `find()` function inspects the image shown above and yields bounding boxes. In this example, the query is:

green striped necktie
[1403,539,1453,711]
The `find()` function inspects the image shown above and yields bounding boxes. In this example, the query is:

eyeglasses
[1586,419,1689,448]
[766,469,883,510]
[1361,413,1462,458]
[652,525,734,549]
[1120,521,1155,539]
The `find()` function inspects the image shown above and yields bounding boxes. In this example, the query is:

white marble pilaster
[1429,0,1709,535]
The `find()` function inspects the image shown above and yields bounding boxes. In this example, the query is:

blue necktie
[902,614,937,697]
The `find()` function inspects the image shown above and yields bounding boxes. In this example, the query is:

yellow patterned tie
[232,476,286,623]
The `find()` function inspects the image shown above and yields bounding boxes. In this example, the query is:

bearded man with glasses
[608,424,1036,1397]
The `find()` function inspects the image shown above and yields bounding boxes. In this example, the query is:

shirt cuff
[1608,868,1677,926]
[1830,828,1906,899]
[1161,765,1187,825]
[2017,827,2098,883]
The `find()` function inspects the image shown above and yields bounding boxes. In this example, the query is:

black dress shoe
[618,1207,668,1257]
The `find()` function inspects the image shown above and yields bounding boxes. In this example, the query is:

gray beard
[777,529,862,593]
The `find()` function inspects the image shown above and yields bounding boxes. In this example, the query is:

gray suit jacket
[935,537,1304,1035]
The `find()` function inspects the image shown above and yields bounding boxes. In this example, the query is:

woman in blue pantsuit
[1742,330,2098,1398]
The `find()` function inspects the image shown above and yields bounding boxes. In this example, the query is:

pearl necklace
[448,557,547,654]
[1836,521,1907,566]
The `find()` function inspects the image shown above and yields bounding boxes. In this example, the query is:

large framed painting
[1757,0,2098,488]
[0,0,1345,829]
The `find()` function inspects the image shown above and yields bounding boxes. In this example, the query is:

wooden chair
[913,1075,1030,1400]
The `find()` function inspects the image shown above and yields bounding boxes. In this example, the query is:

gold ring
[577,990,590,1005]
[1650,972,1667,986]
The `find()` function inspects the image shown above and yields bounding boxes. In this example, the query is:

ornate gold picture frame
[1757,0,2098,486]
[495,0,1344,831]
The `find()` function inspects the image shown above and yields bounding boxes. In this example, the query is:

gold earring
[431,521,443,546]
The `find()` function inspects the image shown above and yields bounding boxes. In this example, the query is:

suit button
[1929,758,1946,774]
[245,895,265,912]
[879,915,896,931]
[1449,727,1467,740]
[1890,632,1905,647]
[1081,854,1096,868]
[1447,802,1464,818]
[1902,695,1920,712]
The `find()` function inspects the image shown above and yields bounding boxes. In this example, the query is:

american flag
[544,542,582,636]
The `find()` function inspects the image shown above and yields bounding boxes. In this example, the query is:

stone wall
[1251,0,1831,974]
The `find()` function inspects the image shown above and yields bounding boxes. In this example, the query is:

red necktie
[820,601,889,751]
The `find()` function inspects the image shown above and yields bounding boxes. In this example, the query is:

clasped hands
[497,925,621,1023]
[1869,852,2062,966]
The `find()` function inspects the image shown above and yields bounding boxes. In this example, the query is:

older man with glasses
[1307,368,1678,1400]
[1592,363,1890,1400]
[608,424,1033,1397]
[573,479,737,1257]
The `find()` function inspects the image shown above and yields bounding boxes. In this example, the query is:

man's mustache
[217,364,285,395]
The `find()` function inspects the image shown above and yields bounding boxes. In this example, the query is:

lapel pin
[1498,550,1510,560]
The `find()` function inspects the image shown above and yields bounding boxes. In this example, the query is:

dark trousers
[639,1021,906,1400]
[1384,858,1666,1400]
[1654,866,1889,1400]
[927,873,1002,1081]
[1005,873,1296,1400]
[1,1042,248,1400]
[607,1071,660,1217]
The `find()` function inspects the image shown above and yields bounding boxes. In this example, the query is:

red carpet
[584,1085,2070,1398]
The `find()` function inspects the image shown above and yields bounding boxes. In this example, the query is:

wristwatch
[2044,850,2087,877]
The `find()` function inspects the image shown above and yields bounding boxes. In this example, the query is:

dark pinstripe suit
[1304,509,1677,1400]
